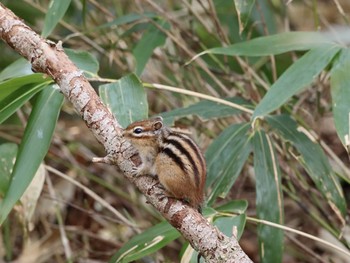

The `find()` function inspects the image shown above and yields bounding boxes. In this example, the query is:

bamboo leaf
[0,86,63,224]
[330,48,350,151]
[194,32,333,58]
[109,221,180,263]
[133,20,169,76]
[0,143,18,196]
[267,115,346,218]
[42,0,71,37]
[252,130,284,263]
[65,49,99,77]
[253,45,340,118]
[0,58,32,81]
[160,97,250,125]
[0,82,49,125]
[0,74,50,124]
[206,123,251,205]
[99,74,148,127]
[215,200,248,240]
[0,74,47,101]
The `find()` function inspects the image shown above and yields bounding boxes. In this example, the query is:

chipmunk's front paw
[131,165,143,176]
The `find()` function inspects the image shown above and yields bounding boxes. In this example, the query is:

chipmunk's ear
[153,116,163,130]
[153,121,163,130]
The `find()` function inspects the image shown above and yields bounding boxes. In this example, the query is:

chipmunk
[123,116,206,212]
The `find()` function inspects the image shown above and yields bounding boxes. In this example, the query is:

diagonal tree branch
[0,3,253,262]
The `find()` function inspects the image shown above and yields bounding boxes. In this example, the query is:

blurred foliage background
[0,0,350,262]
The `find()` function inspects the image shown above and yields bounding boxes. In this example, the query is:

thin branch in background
[246,216,350,258]
[332,0,349,24]
[207,0,231,45]
[144,0,228,96]
[145,82,254,114]
[286,233,329,263]
[46,174,73,261]
[46,166,139,229]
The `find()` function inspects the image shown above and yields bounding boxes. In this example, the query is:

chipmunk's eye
[133,127,143,134]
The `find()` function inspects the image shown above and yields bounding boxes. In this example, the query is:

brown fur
[123,117,206,211]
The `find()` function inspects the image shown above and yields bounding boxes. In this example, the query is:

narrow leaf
[330,48,350,150]
[267,115,346,217]
[215,200,248,240]
[133,20,168,76]
[0,74,50,124]
[160,97,251,125]
[109,221,180,263]
[215,214,246,240]
[99,74,148,127]
[194,32,333,58]
[42,0,71,37]
[205,123,251,205]
[0,82,49,124]
[253,45,340,118]
[252,130,284,263]
[216,199,248,214]
[0,86,63,224]
[0,143,18,196]
[0,58,32,81]
[0,74,47,101]
[65,49,99,77]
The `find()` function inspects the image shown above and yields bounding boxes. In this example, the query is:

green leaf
[42,0,71,37]
[65,48,99,77]
[196,32,333,58]
[216,199,248,214]
[99,74,148,127]
[267,115,346,217]
[0,82,49,125]
[205,123,251,205]
[133,20,169,76]
[235,0,255,34]
[214,214,246,241]
[0,74,51,124]
[0,143,18,196]
[215,200,248,240]
[160,97,251,125]
[252,130,284,263]
[0,86,63,224]
[109,221,180,263]
[330,48,350,150]
[253,45,340,118]
[189,201,248,262]
[0,74,47,101]
[0,58,32,81]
